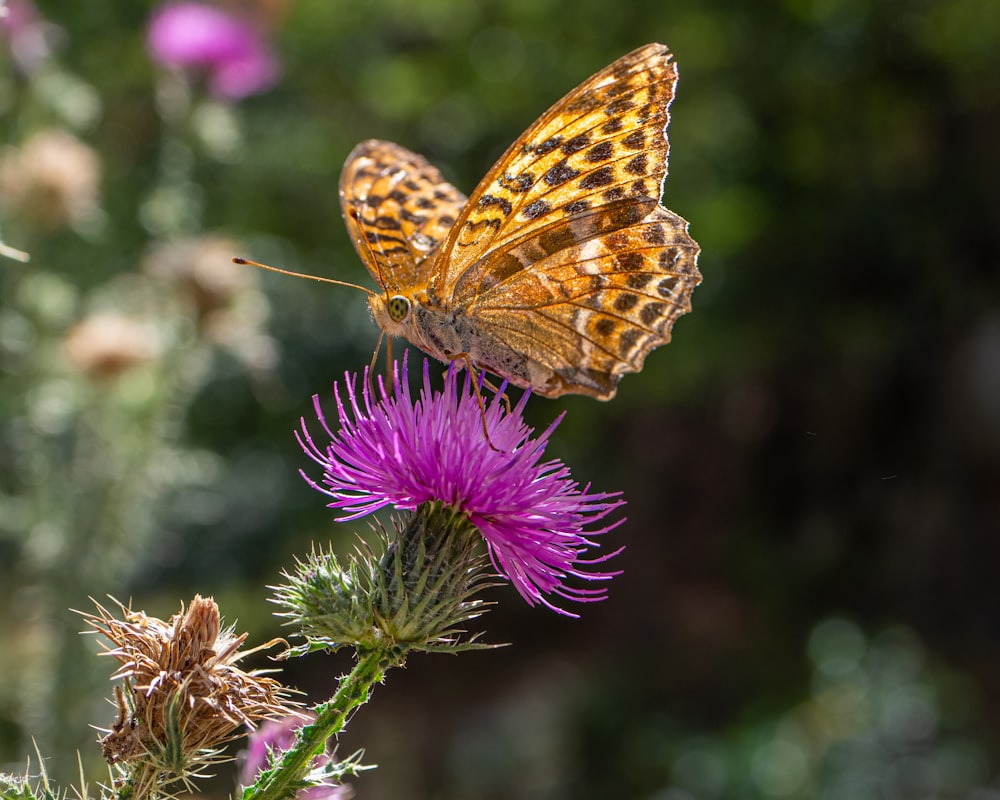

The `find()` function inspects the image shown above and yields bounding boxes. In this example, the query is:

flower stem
[244,648,403,800]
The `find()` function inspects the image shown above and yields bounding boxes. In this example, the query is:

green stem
[245,648,403,800]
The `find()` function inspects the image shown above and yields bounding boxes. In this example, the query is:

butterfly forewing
[339,140,467,293]
[433,43,680,293]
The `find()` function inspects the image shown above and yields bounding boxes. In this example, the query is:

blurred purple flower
[241,715,351,800]
[146,2,278,99]
[1,0,54,72]
[298,357,625,615]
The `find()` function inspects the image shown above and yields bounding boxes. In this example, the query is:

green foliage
[0,753,69,800]
[0,772,42,800]
[571,620,991,799]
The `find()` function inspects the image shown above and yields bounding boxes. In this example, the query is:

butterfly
[339,43,701,400]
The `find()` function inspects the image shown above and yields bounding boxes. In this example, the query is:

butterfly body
[368,278,552,394]
[340,43,702,399]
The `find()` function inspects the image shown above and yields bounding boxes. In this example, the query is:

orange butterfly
[340,43,701,399]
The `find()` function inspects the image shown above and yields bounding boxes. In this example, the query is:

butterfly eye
[387,295,412,323]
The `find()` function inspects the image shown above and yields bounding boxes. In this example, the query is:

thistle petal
[299,357,625,616]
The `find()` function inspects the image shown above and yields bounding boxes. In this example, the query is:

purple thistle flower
[146,2,279,100]
[1,0,53,73]
[297,357,624,616]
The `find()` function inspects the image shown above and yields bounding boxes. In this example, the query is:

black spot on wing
[544,161,581,186]
[585,141,614,163]
[580,166,615,190]
[643,225,666,245]
[605,97,634,116]
[657,277,679,297]
[614,293,639,312]
[622,130,646,150]
[375,215,402,230]
[478,194,513,216]
[595,318,616,337]
[399,209,428,225]
[616,252,645,271]
[538,225,578,254]
[561,133,592,154]
[601,118,624,134]
[619,328,642,358]
[624,154,648,176]
[640,302,667,327]
[522,199,551,220]
[492,252,526,282]
[500,171,534,193]
[532,136,563,155]
[627,273,651,290]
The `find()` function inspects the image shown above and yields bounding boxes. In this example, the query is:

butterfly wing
[439,43,701,398]
[339,139,467,293]
[434,43,685,290]
[458,204,701,398]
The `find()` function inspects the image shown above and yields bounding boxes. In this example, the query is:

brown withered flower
[0,127,101,231]
[142,235,254,323]
[142,234,277,370]
[63,311,158,380]
[82,595,295,795]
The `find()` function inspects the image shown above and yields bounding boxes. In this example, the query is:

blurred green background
[2,0,999,798]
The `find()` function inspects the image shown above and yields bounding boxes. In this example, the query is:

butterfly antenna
[347,205,401,391]
[233,256,377,297]
[347,207,393,305]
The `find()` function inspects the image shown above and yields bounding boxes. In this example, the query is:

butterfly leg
[446,352,504,453]
[480,375,512,415]
[440,357,512,414]
[382,334,394,396]
[367,329,387,397]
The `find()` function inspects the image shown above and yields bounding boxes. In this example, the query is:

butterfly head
[369,292,413,337]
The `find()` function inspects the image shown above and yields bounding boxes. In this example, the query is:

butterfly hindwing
[461,205,701,397]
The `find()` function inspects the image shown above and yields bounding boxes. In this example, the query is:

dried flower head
[82,595,294,793]
[143,234,277,369]
[298,358,624,616]
[63,311,159,379]
[143,234,250,317]
[0,128,101,231]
